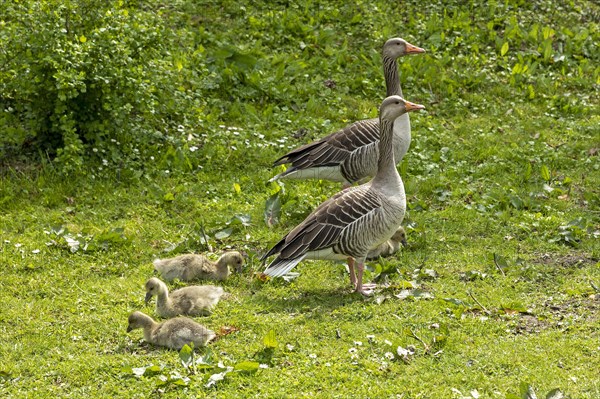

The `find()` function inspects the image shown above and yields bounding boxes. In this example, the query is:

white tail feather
[264,255,306,278]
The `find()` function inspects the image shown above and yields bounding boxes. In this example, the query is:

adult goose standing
[269,38,425,185]
[262,96,425,295]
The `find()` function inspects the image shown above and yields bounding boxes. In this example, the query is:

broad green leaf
[163,192,175,202]
[501,42,509,56]
[501,301,527,314]
[264,192,282,228]
[179,344,193,368]
[214,227,233,240]
[263,329,277,349]
[541,165,551,181]
[234,360,260,372]
[444,297,469,307]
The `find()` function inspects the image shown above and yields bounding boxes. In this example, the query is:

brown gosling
[153,251,244,282]
[366,226,407,260]
[126,311,215,350]
[144,277,224,318]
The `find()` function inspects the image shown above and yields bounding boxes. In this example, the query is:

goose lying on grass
[126,311,215,350]
[270,38,425,186]
[262,96,425,295]
[144,277,225,318]
[153,251,244,282]
[366,226,407,260]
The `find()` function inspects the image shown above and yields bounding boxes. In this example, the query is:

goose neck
[372,118,398,185]
[383,55,401,97]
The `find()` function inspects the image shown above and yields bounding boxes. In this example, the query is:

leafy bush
[0,0,208,174]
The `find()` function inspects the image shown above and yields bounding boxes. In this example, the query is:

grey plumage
[262,96,425,295]
[270,38,425,185]
[144,277,225,318]
[126,311,215,350]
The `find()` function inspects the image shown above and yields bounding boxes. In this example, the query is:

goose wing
[273,118,381,172]
[263,186,382,276]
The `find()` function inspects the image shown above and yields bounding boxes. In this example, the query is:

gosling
[366,226,407,260]
[153,251,244,282]
[144,277,224,318]
[126,311,215,350]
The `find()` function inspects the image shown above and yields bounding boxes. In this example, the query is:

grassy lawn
[1,0,599,398]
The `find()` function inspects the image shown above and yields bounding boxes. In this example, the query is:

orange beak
[404,101,426,112]
[405,42,426,54]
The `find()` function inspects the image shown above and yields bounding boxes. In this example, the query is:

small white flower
[324,362,331,367]
[102,159,108,166]
[14,243,22,248]
[150,156,155,161]
[189,146,198,152]
[259,364,268,369]
[353,341,363,346]
[231,145,237,150]
[92,148,98,153]
[397,346,410,357]
[32,249,40,254]
[348,348,357,354]
[384,352,395,360]
[286,344,295,351]
[309,353,317,359]
[384,339,392,346]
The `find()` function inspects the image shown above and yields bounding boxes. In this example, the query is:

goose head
[127,311,153,332]
[382,38,425,59]
[391,226,408,247]
[220,251,245,273]
[380,95,425,122]
[144,277,167,303]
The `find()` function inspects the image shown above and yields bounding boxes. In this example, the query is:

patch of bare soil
[534,252,598,268]
[544,295,600,324]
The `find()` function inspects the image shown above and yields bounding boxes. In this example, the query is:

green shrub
[0,0,208,174]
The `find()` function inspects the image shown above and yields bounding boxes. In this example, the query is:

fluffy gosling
[153,251,244,282]
[144,277,224,318]
[126,311,215,350]
[366,226,407,260]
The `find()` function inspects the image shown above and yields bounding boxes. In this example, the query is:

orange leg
[354,262,375,296]
[348,257,357,288]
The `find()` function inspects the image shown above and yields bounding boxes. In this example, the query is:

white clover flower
[309,353,317,359]
[189,146,198,152]
[384,352,395,360]
[354,341,363,346]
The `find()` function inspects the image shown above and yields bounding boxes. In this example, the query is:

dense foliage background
[0,0,598,398]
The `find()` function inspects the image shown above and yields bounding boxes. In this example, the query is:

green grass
[1,0,599,398]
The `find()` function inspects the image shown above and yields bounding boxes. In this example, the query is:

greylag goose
[262,96,425,295]
[270,38,424,185]
[153,251,244,282]
[126,311,215,350]
[366,226,407,260]
[144,277,225,318]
